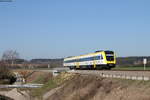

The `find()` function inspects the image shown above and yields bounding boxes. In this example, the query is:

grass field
[113,66,150,71]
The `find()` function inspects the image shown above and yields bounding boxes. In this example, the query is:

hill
[117,56,150,67]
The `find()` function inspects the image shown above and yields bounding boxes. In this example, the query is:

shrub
[0,61,16,84]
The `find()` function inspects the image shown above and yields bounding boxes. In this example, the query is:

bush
[0,61,16,84]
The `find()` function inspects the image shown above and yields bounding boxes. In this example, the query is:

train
[63,50,116,70]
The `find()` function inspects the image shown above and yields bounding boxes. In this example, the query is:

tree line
[1,50,150,69]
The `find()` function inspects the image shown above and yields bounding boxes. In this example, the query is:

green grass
[113,66,150,71]
[31,75,47,84]
[30,79,57,99]
[27,73,58,99]
[29,73,67,99]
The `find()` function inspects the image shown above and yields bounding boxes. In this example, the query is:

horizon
[0,0,150,59]
[7,54,150,60]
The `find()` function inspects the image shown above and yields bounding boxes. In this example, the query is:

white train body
[63,50,116,69]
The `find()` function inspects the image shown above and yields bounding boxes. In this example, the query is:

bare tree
[2,50,19,66]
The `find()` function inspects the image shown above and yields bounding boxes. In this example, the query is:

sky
[0,0,150,59]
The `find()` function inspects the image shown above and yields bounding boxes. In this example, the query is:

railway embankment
[44,72,150,100]
[1,71,150,100]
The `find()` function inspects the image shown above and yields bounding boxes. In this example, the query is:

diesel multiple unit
[63,50,116,70]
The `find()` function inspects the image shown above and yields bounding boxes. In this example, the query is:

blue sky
[0,0,150,59]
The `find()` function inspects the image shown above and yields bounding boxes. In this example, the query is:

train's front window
[105,51,114,61]
[106,56,114,61]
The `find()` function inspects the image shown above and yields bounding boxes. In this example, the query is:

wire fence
[71,70,150,81]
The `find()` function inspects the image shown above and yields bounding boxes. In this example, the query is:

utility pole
[48,64,50,69]
[143,58,147,70]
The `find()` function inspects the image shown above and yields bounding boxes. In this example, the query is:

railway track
[69,70,150,81]
[111,69,150,71]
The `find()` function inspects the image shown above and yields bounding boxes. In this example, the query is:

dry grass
[47,73,150,100]
[16,71,150,100]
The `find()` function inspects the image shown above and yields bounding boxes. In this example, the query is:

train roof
[65,50,114,59]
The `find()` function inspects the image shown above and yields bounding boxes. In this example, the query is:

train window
[101,55,103,59]
[78,57,93,62]
[64,55,103,63]
[64,59,77,63]
[105,51,114,61]
[95,56,100,60]
[106,56,114,61]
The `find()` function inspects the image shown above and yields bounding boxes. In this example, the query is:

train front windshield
[105,51,114,61]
